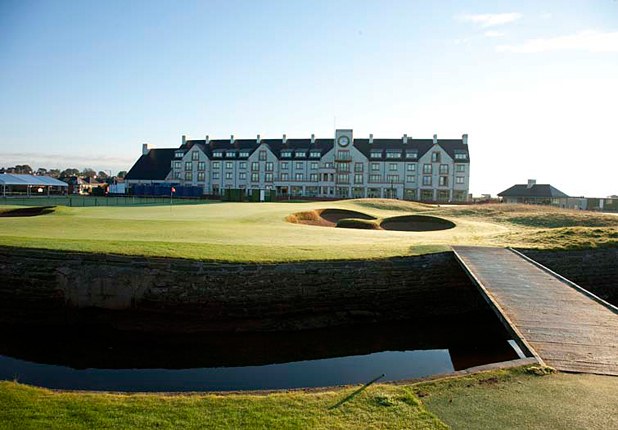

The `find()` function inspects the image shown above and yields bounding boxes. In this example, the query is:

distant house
[498,179,569,207]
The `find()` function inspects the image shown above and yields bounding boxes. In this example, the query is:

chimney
[257,134,261,144]
[205,135,210,144]
[403,134,408,144]
[142,143,149,155]
[282,134,287,144]
[369,133,374,144]
[230,134,235,144]
[311,133,315,144]
[181,135,186,146]
[433,134,438,144]
[462,133,468,145]
[527,179,536,189]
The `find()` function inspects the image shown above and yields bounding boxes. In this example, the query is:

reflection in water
[0,313,520,392]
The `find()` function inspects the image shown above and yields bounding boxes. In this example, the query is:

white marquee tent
[0,174,68,197]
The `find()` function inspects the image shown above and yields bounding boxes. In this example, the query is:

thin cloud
[484,30,505,38]
[497,30,618,53]
[458,13,522,28]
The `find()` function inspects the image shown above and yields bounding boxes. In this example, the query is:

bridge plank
[453,246,618,376]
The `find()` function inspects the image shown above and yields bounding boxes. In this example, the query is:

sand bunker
[380,215,455,232]
[0,206,55,217]
[287,208,456,232]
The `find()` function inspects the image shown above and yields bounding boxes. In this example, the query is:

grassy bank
[0,200,616,262]
[2,366,617,429]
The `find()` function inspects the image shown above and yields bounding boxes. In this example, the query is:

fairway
[0,200,616,262]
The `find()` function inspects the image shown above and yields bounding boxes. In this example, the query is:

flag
[171,187,176,193]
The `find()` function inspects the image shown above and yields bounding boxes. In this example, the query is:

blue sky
[1,0,617,196]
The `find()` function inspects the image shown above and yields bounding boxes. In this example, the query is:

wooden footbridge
[453,246,618,376]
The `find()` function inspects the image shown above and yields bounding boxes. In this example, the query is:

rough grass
[0,201,615,262]
[2,366,617,429]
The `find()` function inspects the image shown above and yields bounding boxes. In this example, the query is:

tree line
[0,165,127,180]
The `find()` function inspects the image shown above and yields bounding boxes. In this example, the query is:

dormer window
[455,152,468,160]
[295,150,307,158]
[405,151,418,159]
[239,151,250,158]
[213,151,223,158]
[310,151,321,158]
[386,151,401,159]
[370,151,382,159]
[226,151,237,158]
[175,151,185,158]
[281,151,292,158]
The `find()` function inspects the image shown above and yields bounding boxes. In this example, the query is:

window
[295,173,304,181]
[323,162,334,169]
[371,163,380,171]
[406,175,416,183]
[386,151,401,159]
[213,151,223,158]
[223,172,231,180]
[456,164,466,173]
[259,150,266,161]
[310,151,321,158]
[239,161,247,169]
[310,162,318,170]
[354,174,363,184]
[185,172,193,180]
[310,173,318,181]
[336,151,350,161]
[213,161,220,169]
[422,176,432,186]
[439,176,448,186]
[239,151,250,158]
[337,163,350,172]
[226,152,236,158]
[369,174,381,182]
[251,173,259,182]
[191,151,199,160]
[265,173,273,182]
[281,151,292,158]
[389,163,397,171]
[295,151,306,158]
[407,163,416,172]
[239,172,246,180]
[175,150,184,158]
[295,161,303,170]
[370,151,382,159]
[423,164,432,174]
[281,173,289,181]
[405,151,418,159]
[354,163,363,172]
[455,152,468,160]
[266,162,273,172]
[251,162,259,171]
[456,176,465,184]
[174,171,180,179]
[281,161,289,170]
[185,161,192,171]
[197,161,206,171]
[337,174,349,183]
[386,174,399,183]
[174,161,181,170]
[212,172,220,179]
[431,152,441,162]
[439,164,449,174]
[226,161,233,169]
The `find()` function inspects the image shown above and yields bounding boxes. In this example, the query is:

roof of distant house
[498,184,569,198]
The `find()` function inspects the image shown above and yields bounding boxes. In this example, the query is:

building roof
[353,138,469,162]
[498,184,569,198]
[0,174,68,187]
[125,149,176,180]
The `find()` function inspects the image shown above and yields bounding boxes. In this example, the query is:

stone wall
[0,247,483,332]
[519,248,618,306]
